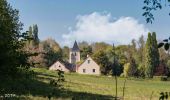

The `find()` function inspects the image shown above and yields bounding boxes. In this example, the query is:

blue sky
[8,0,170,47]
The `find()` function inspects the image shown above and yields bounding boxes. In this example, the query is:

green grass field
[28,68,170,100]
[2,68,170,100]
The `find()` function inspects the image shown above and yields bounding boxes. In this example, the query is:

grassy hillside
[2,68,169,100]
[32,68,170,100]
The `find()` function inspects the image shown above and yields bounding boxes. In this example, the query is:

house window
[88,60,90,64]
[93,69,95,73]
[83,69,86,73]
[59,65,61,68]
[75,52,76,56]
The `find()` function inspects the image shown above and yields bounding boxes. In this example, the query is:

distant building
[49,61,70,72]
[69,41,80,64]
[49,41,100,75]
[77,56,100,75]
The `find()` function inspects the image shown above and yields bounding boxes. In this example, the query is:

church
[49,41,100,75]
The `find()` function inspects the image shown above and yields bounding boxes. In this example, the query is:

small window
[88,60,90,64]
[75,52,76,56]
[83,69,86,73]
[59,65,61,68]
[93,69,95,73]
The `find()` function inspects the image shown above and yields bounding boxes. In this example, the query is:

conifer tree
[144,32,159,78]
[33,24,39,47]
[28,26,33,46]
[152,32,160,71]
[144,33,154,78]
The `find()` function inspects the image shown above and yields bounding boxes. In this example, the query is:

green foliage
[32,24,39,46]
[143,0,170,23]
[80,46,93,60]
[39,38,62,67]
[92,50,111,75]
[0,0,31,79]
[145,33,154,78]
[153,76,168,81]
[144,32,159,78]
[91,42,110,52]
[62,46,69,61]
[158,37,170,51]
[28,26,33,46]
[166,60,170,68]
[152,32,160,68]
[49,70,65,88]
[123,63,131,77]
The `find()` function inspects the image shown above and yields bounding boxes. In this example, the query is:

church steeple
[72,41,80,51]
[69,41,81,64]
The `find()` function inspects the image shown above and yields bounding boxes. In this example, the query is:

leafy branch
[158,37,170,50]
[143,0,170,23]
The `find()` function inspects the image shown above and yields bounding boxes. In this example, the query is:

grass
[1,68,170,100]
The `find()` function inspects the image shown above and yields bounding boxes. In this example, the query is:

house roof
[71,41,80,51]
[50,60,75,71]
[77,56,100,68]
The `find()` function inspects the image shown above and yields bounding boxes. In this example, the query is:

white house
[49,61,70,72]
[77,56,100,75]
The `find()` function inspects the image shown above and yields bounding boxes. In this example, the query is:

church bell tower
[69,41,80,64]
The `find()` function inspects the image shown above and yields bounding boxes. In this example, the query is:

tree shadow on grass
[0,73,115,100]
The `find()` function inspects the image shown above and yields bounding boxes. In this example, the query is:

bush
[153,76,168,81]
[123,63,130,77]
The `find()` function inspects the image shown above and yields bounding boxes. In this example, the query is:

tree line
[24,26,170,78]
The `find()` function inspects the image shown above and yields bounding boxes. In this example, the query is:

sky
[8,0,170,47]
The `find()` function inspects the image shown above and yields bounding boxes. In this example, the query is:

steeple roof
[72,41,80,51]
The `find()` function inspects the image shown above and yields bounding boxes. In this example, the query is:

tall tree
[93,50,110,75]
[62,46,69,61]
[144,32,159,78]
[152,32,160,70]
[28,26,33,46]
[138,35,145,64]
[144,33,154,78]
[32,38,62,67]
[33,24,39,46]
[0,0,30,78]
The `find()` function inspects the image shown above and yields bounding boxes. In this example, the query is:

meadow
[2,68,170,100]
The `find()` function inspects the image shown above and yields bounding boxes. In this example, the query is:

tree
[62,46,69,61]
[78,41,89,50]
[144,33,154,78]
[80,46,93,60]
[152,32,160,69]
[36,38,62,67]
[144,32,159,78]
[92,50,111,75]
[33,24,39,47]
[0,0,31,79]
[91,42,110,53]
[28,26,33,46]
[137,35,145,66]
[105,46,124,76]
[123,63,131,77]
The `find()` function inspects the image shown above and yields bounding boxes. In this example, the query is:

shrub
[153,76,168,81]
[123,63,131,77]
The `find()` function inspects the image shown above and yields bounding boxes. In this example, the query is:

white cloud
[62,12,149,46]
